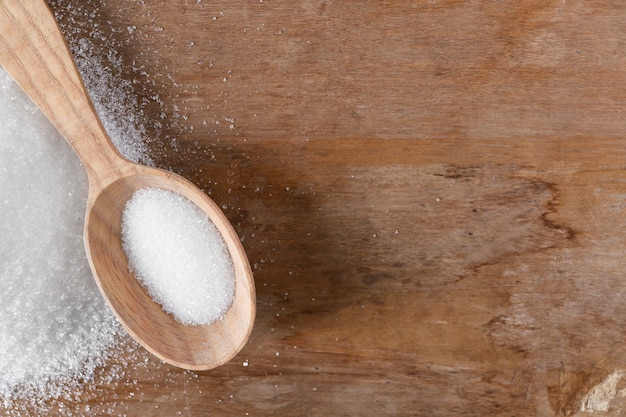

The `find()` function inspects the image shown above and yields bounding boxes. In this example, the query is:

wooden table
[13,1,626,415]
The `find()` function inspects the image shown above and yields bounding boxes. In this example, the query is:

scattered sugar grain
[121,188,235,326]
[71,37,153,166]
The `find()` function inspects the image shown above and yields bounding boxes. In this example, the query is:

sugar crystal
[121,188,235,325]
[0,67,121,405]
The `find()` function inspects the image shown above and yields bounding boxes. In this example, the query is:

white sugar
[71,37,153,166]
[0,16,157,407]
[0,67,121,405]
[121,188,235,326]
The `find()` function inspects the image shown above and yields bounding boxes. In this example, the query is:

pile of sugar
[0,68,121,406]
[121,188,235,326]
[0,21,156,409]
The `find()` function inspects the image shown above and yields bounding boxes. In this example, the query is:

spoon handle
[0,0,125,186]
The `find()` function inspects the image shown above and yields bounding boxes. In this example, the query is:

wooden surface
[10,0,626,415]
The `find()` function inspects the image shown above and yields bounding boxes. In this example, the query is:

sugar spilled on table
[0,31,154,411]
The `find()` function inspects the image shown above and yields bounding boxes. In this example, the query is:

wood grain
[5,0,626,415]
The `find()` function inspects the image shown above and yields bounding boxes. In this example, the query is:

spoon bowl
[0,0,255,370]
[88,165,255,369]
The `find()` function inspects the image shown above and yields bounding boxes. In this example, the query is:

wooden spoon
[0,0,255,371]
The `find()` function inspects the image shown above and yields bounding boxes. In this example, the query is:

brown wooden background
[10,1,626,416]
